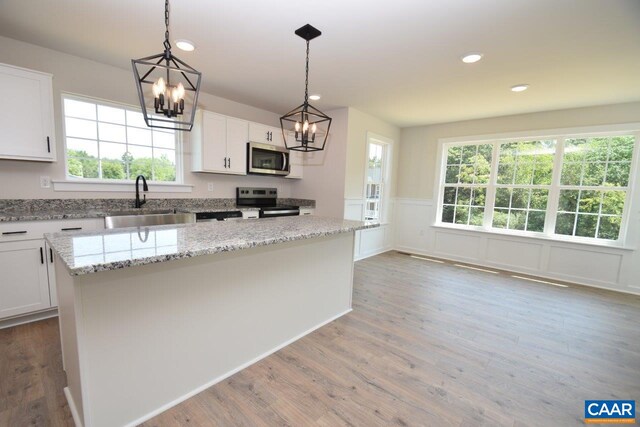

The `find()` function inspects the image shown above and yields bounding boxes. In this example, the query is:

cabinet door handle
[50,248,54,263]
[61,227,82,231]
[40,247,44,264]
[47,136,51,153]
[228,157,231,168]
[2,230,27,235]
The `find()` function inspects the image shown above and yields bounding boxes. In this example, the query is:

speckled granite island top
[45,216,377,276]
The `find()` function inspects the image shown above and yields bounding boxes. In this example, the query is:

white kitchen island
[46,216,376,427]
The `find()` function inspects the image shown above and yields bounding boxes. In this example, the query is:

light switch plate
[40,176,51,188]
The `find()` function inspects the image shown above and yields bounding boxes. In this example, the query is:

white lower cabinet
[299,208,315,216]
[0,217,103,324]
[0,239,51,319]
[45,241,58,307]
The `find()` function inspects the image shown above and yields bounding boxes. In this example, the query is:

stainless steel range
[236,187,300,218]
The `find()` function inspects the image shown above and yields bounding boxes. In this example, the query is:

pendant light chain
[304,40,310,104]
[163,0,171,53]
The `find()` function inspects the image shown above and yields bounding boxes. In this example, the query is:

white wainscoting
[393,198,640,295]
[344,198,394,260]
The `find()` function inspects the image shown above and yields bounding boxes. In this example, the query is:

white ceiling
[1,0,639,127]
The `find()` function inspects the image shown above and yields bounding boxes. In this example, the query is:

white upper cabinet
[249,123,284,147]
[193,112,304,178]
[191,110,248,175]
[0,63,56,162]
[286,150,304,179]
[225,117,249,174]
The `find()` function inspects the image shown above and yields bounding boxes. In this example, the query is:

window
[438,131,637,243]
[555,136,634,239]
[63,96,179,182]
[492,140,554,232]
[365,136,390,222]
[442,143,492,226]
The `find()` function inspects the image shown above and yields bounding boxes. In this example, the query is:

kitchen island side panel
[63,232,354,427]
[54,254,87,426]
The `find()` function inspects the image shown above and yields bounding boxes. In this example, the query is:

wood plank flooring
[2,251,639,426]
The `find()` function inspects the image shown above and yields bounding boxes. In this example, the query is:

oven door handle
[282,152,288,171]
[262,209,299,215]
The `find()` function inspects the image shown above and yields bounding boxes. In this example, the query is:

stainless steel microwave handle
[282,152,287,171]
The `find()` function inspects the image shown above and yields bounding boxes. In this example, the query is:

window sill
[52,179,193,193]
[431,223,636,251]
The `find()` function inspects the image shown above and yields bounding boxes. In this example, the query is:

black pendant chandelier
[131,0,201,131]
[280,24,332,152]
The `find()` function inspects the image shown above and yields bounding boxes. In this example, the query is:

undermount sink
[104,211,196,229]
[105,209,176,216]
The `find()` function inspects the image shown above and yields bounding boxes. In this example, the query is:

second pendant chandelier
[280,24,332,152]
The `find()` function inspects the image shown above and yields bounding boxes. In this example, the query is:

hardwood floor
[2,251,639,426]
[0,316,72,426]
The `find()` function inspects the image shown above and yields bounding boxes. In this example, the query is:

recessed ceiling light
[309,94,321,101]
[175,39,195,52]
[511,84,529,92]
[461,53,483,63]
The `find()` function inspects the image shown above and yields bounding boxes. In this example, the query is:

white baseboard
[355,246,393,261]
[64,387,83,427]
[0,308,58,330]
[393,247,640,296]
[123,308,353,427]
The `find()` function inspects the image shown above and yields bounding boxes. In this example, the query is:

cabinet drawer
[0,218,104,242]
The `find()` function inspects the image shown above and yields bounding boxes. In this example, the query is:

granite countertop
[0,209,108,222]
[0,198,315,222]
[0,207,264,222]
[46,216,376,276]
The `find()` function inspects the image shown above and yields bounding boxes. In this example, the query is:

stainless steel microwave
[247,142,290,176]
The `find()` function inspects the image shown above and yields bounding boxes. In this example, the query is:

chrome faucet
[135,175,149,208]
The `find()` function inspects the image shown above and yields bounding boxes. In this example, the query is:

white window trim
[59,92,190,193]
[433,123,640,249]
[363,132,393,224]
[52,179,193,193]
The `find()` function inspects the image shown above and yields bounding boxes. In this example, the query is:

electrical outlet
[207,182,214,192]
[40,176,51,188]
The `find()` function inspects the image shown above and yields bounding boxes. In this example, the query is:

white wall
[342,108,401,259]
[395,102,640,295]
[344,108,401,199]
[290,108,348,218]
[0,35,296,200]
